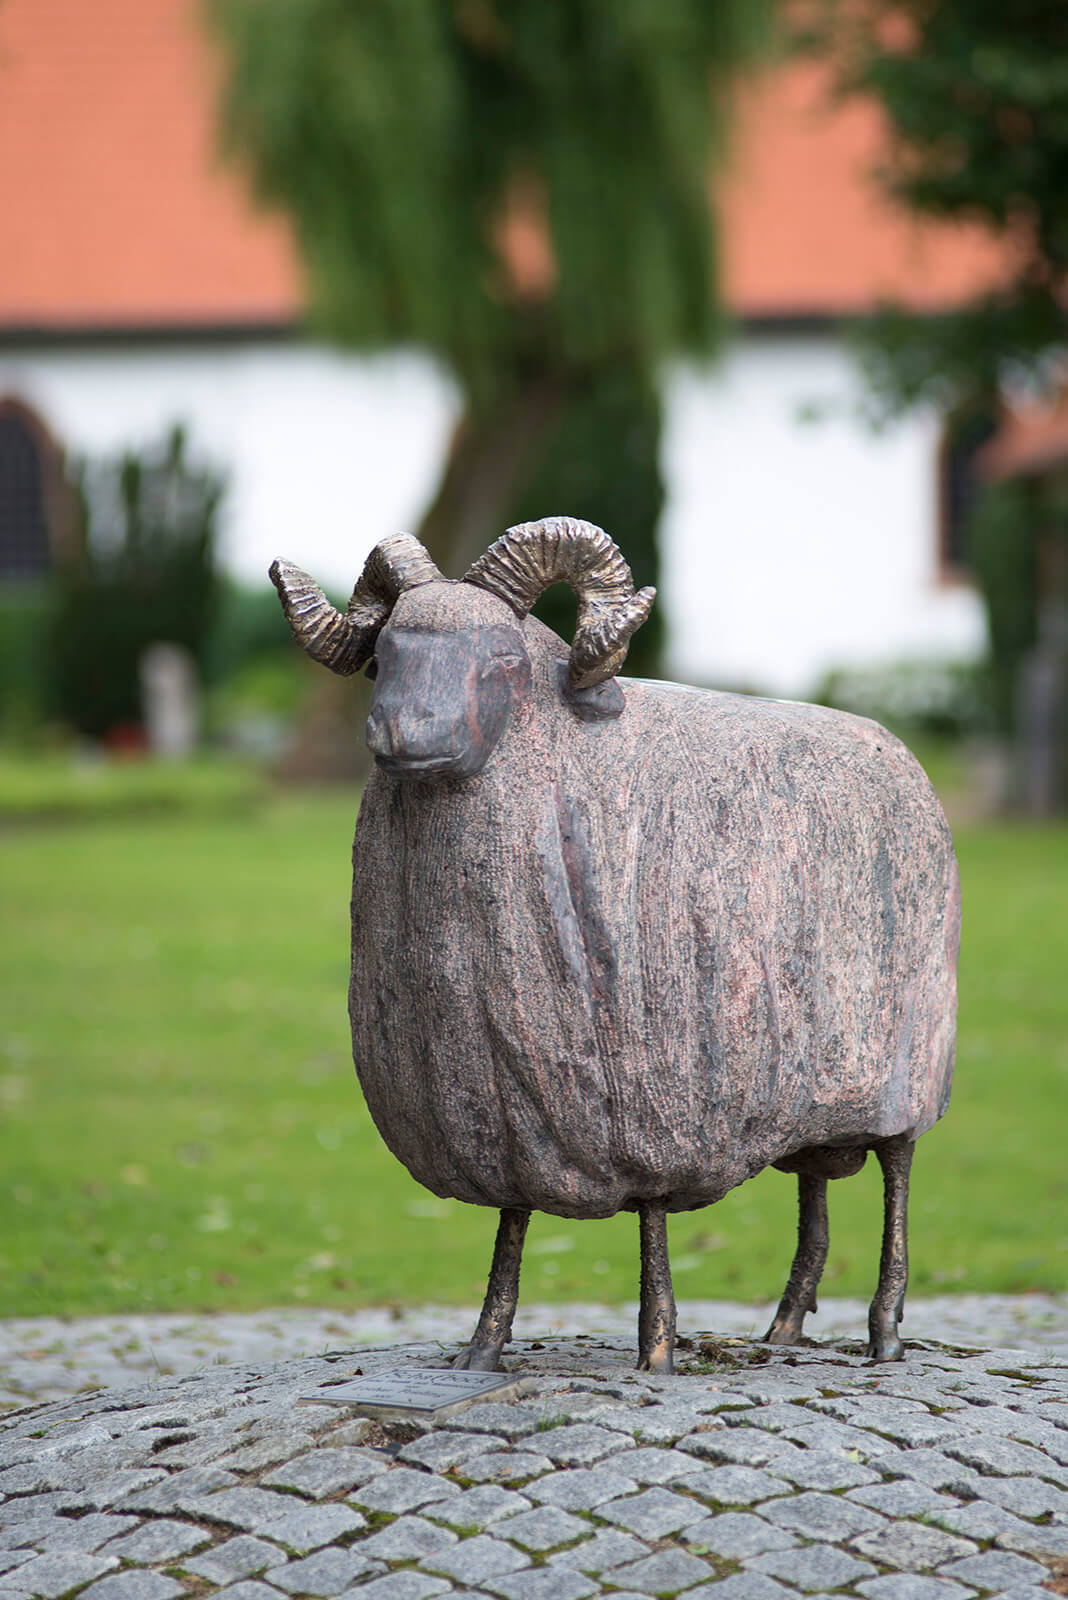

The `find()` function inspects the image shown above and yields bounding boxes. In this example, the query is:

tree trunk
[416,372,573,577]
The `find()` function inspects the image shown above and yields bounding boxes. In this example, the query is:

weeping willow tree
[211,0,774,669]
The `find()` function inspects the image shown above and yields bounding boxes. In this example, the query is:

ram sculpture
[271,516,959,1373]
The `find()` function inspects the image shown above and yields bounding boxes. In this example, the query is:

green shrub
[815,658,989,740]
[50,427,224,741]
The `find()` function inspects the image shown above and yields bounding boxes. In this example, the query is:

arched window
[938,410,997,581]
[0,399,72,580]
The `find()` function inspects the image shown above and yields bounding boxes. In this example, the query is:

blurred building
[0,0,1006,696]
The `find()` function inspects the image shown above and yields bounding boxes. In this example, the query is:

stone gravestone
[140,642,199,758]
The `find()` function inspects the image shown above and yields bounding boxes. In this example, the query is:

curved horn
[270,532,442,676]
[463,516,655,690]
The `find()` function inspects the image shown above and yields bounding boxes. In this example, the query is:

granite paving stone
[261,1446,392,1498]
[605,1547,717,1594]
[676,1465,792,1506]
[399,1432,507,1473]
[205,1584,286,1600]
[183,1535,291,1582]
[749,1541,878,1591]
[849,1479,960,1519]
[259,1500,365,1553]
[459,1450,553,1483]
[0,1558,28,1579]
[868,1449,984,1494]
[113,1464,239,1513]
[761,1446,880,1489]
[25,1514,140,1554]
[481,1567,598,1600]
[530,1424,634,1466]
[419,1532,531,1584]
[590,1405,709,1444]
[852,1521,979,1570]
[419,1484,531,1529]
[996,1520,1068,1558]
[179,1484,301,1530]
[485,1505,589,1551]
[676,1428,797,1469]
[349,1574,453,1600]
[929,1498,1046,1543]
[54,1471,167,1511]
[350,1468,461,1515]
[938,1550,1053,1590]
[97,1517,212,1564]
[946,1435,1068,1480]
[856,1577,979,1600]
[449,1407,543,1441]
[216,1431,319,1472]
[544,1528,649,1573]
[79,1572,184,1600]
[597,1485,709,1538]
[267,1544,384,1594]
[679,1511,798,1560]
[524,1467,638,1509]
[611,1447,717,1485]
[685,1576,792,1600]
[7,1551,119,1598]
[357,1514,460,1561]
[760,1487,886,1540]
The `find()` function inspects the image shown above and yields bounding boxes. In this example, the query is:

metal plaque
[298,1366,525,1422]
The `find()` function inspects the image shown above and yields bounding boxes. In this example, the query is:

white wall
[0,339,458,595]
[660,336,986,695]
[0,330,986,697]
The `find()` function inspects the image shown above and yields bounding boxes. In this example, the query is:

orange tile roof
[717,60,1011,317]
[0,0,300,328]
[0,1,1010,331]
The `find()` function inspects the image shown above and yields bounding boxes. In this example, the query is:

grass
[0,752,266,824]
[1,782,1066,1320]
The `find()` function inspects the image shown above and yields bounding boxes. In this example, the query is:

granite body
[349,582,959,1220]
[272,518,960,1367]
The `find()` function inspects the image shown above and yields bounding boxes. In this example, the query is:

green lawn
[1,785,1066,1320]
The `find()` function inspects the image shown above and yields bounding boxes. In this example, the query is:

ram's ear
[556,660,625,722]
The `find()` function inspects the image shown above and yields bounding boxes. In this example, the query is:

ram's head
[271,517,655,782]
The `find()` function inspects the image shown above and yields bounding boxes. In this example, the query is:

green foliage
[211,0,773,396]
[50,428,224,741]
[969,479,1040,732]
[815,658,989,739]
[507,363,665,677]
[0,582,53,743]
[807,1,1068,763]
[2,791,1066,1317]
[808,0,1068,415]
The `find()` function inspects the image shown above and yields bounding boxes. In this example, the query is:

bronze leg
[867,1135,914,1361]
[454,1207,530,1372]
[636,1199,676,1374]
[765,1172,829,1345]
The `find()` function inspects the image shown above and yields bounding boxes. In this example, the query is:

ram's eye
[364,658,378,681]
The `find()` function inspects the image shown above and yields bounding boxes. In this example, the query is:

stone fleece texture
[0,1330,1064,1600]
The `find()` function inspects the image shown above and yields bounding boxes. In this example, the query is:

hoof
[866,1330,905,1362]
[636,1343,674,1375]
[764,1317,806,1346]
[452,1343,503,1372]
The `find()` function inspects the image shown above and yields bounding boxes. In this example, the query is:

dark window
[0,408,52,579]
[939,412,997,577]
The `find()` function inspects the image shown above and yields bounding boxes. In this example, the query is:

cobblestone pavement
[1,1323,1067,1600]
[2,1299,1067,1411]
